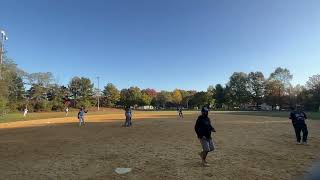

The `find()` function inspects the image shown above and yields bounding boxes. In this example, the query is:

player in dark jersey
[178,107,183,118]
[195,107,216,166]
[78,107,88,127]
[289,106,309,145]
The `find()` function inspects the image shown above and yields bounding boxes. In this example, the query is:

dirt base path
[0,113,319,180]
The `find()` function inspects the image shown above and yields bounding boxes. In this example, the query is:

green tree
[140,92,153,106]
[102,83,120,107]
[207,85,216,108]
[0,58,26,113]
[264,80,282,109]
[248,72,265,108]
[154,91,172,108]
[227,72,250,108]
[267,67,293,108]
[269,67,293,87]
[214,84,226,109]
[189,91,209,109]
[46,85,69,111]
[179,90,193,108]
[25,72,55,111]
[26,83,49,112]
[305,74,320,111]
[119,87,142,107]
[68,77,94,108]
[27,72,54,87]
[0,80,8,115]
[141,88,157,106]
[7,73,25,111]
[283,84,305,108]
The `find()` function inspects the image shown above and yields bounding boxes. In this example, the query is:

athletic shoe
[202,162,210,167]
[303,142,309,146]
[296,142,302,145]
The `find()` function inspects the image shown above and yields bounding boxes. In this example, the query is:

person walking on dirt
[78,107,88,127]
[65,107,69,117]
[124,107,132,127]
[23,107,28,118]
[194,106,216,167]
[178,107,183,118]
[289,106,309,145]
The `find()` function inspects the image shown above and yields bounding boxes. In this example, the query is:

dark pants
[125,116,132,127]
[293,123,308,143]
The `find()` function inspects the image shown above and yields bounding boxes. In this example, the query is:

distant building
[244,103,272,111]
[137,105,154,110]
[261,103,272,111]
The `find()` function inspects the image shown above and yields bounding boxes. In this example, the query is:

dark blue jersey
[78,109,88,117]
[194,115,215,139]
[289,111,307,125]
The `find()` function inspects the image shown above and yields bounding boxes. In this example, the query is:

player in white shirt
[65,107,69,117]
[23,108,28,118]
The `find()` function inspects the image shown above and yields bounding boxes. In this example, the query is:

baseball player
[78,107,88,127]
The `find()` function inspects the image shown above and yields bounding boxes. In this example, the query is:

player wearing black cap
[289,106,309,145]
[194,106,216,166]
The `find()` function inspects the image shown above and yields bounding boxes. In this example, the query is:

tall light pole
[97,76,100,111]
[186,97,191,109]
[0,29,8,80]
[0,29,8,65]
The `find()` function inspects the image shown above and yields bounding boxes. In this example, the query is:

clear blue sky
[1,0,320,91]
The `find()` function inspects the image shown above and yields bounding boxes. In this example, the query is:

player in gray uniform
[78,107,88,127]
[124,107,132,127]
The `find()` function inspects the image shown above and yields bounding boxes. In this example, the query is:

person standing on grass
[289,106,309,145]
[23,107,28,118]
[78,107,88,127]
[124,106,132,127]
[194,106,216,167]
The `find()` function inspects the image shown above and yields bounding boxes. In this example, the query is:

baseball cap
[201,107,209,112]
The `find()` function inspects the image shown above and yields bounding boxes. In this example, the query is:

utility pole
[186,97,191,109]
[0,29,8,79]
[97,76,100,111]
[0,36,2,65]
[0,29,8,65]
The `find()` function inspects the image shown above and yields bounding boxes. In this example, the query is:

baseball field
[0,110,319,180]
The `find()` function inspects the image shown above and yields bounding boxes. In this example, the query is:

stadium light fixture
[0,29,9,65]
[0,29,8,80]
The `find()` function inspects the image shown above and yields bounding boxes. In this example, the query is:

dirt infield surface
[0,112,319,180]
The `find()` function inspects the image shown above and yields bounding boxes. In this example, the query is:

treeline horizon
[1,55,320,114]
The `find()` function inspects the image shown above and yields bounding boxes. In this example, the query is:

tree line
[0,56,319,115]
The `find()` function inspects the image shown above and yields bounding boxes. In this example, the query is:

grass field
[1,110,319,124]
[0,111,319,179]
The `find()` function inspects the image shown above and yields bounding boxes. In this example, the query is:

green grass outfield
[0,110,319,124]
